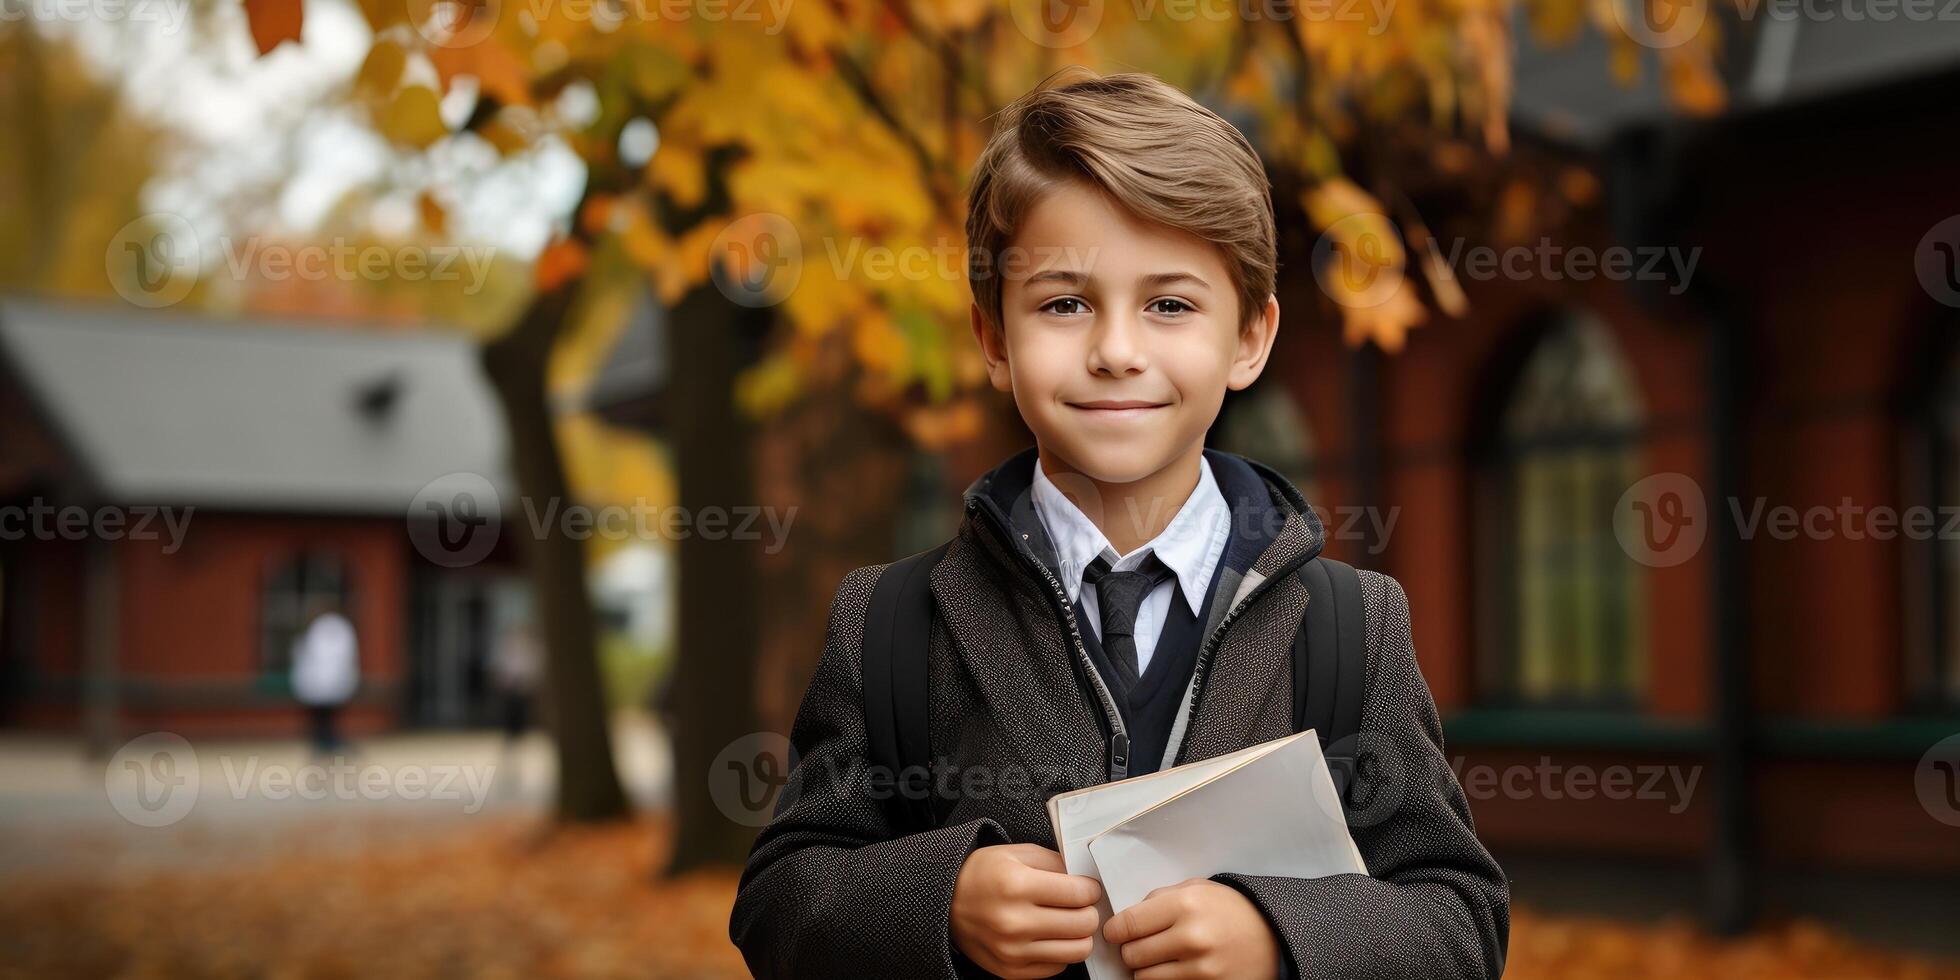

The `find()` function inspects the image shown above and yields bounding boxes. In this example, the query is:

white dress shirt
[1030,455,1233,677]
[290,611,360,706]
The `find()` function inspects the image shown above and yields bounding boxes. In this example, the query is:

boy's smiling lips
[1065,398,1170,420]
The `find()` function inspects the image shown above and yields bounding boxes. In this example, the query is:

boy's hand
[1103,878,1284,979]
[950,843,1103,978]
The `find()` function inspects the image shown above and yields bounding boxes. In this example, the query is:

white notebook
[1044,730,1367,980]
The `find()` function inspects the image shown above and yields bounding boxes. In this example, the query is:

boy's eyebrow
[1022,269,1214,290]
[1138,271,1212,291]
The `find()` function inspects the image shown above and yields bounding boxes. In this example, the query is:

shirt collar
[1029,454,1231,619]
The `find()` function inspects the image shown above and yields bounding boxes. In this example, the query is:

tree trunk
[661,280,773,873]
[483,284,632,824]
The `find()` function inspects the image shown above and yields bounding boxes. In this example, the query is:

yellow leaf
[351,0,406,32]
[1340,284,1427,353]
[648,147,704,210]
[477,119,529,156]
[354,41,405,100]
[734,351,803,418]
[381,86,449,150]
[621,209,667,269]
[850,309,905,376]
[627,45,692,102]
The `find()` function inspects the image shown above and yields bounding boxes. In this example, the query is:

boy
[730,68,1508,979]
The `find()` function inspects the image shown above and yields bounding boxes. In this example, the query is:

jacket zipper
[965,496,1132,781]
[1171,549,1314,769]
[967,493,1322,779]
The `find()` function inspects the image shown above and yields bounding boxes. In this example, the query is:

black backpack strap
[1294,556,1367,797]
[861,540,952,832]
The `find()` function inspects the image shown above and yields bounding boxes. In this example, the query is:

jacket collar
[1027,453,1228,617]
[959,444,1325,583]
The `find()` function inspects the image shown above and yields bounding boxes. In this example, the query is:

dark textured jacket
[729,446,1509,979]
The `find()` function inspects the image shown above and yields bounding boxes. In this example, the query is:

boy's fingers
[1020,867,1103,908]
[1011,904,1102,941]
[1102,894,1179,945]
[1112,922,1195,972]
[1007,844,1067,874]
[1007,936,1096,967]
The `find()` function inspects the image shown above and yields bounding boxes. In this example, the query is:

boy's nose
[1088,314,1148,375]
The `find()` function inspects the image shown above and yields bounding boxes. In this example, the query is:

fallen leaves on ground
[1508,908,1960,979]
[0,812,744,980]
[0,811,1952,979]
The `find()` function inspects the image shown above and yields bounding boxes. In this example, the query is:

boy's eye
[1042,297,1088,316]
[1148,298,1192,316]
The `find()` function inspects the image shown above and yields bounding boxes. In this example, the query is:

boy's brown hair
[964,67,1277,337]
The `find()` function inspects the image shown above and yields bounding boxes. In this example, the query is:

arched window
[260,553,352,677]
[1213,384,1321,506]
[1483,311,1647,707]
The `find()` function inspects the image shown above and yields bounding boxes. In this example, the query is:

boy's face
[971,178,1280,489]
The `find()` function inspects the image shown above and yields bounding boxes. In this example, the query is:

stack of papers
[1044,730,1367,980]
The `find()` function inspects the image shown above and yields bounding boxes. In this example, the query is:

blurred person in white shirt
[290,601,359,757]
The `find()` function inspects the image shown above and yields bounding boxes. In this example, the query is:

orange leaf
[579,195,619,237]
[243,0,304,55]
[418,192,448,235]
[535,238,589,292]
[430,40,532,107]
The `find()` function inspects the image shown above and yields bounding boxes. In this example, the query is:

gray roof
[0,298,510,514]
[1512,14,1960,147]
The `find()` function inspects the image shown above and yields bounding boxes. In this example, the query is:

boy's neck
[1036,441,1205,557]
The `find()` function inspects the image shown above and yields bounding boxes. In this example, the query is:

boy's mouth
[1067,399,1170,419]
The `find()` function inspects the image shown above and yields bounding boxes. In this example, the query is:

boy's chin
[1039,438,1187,488]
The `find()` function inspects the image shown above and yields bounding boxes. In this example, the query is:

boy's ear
[971,301,1013,392]
[1226,293,1281,391]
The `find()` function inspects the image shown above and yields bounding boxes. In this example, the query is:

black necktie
[1083,550,1176,687]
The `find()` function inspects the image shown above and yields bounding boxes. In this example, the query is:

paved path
[0,712,672,875]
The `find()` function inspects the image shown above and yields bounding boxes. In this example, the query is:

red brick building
[0,300,526,746]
